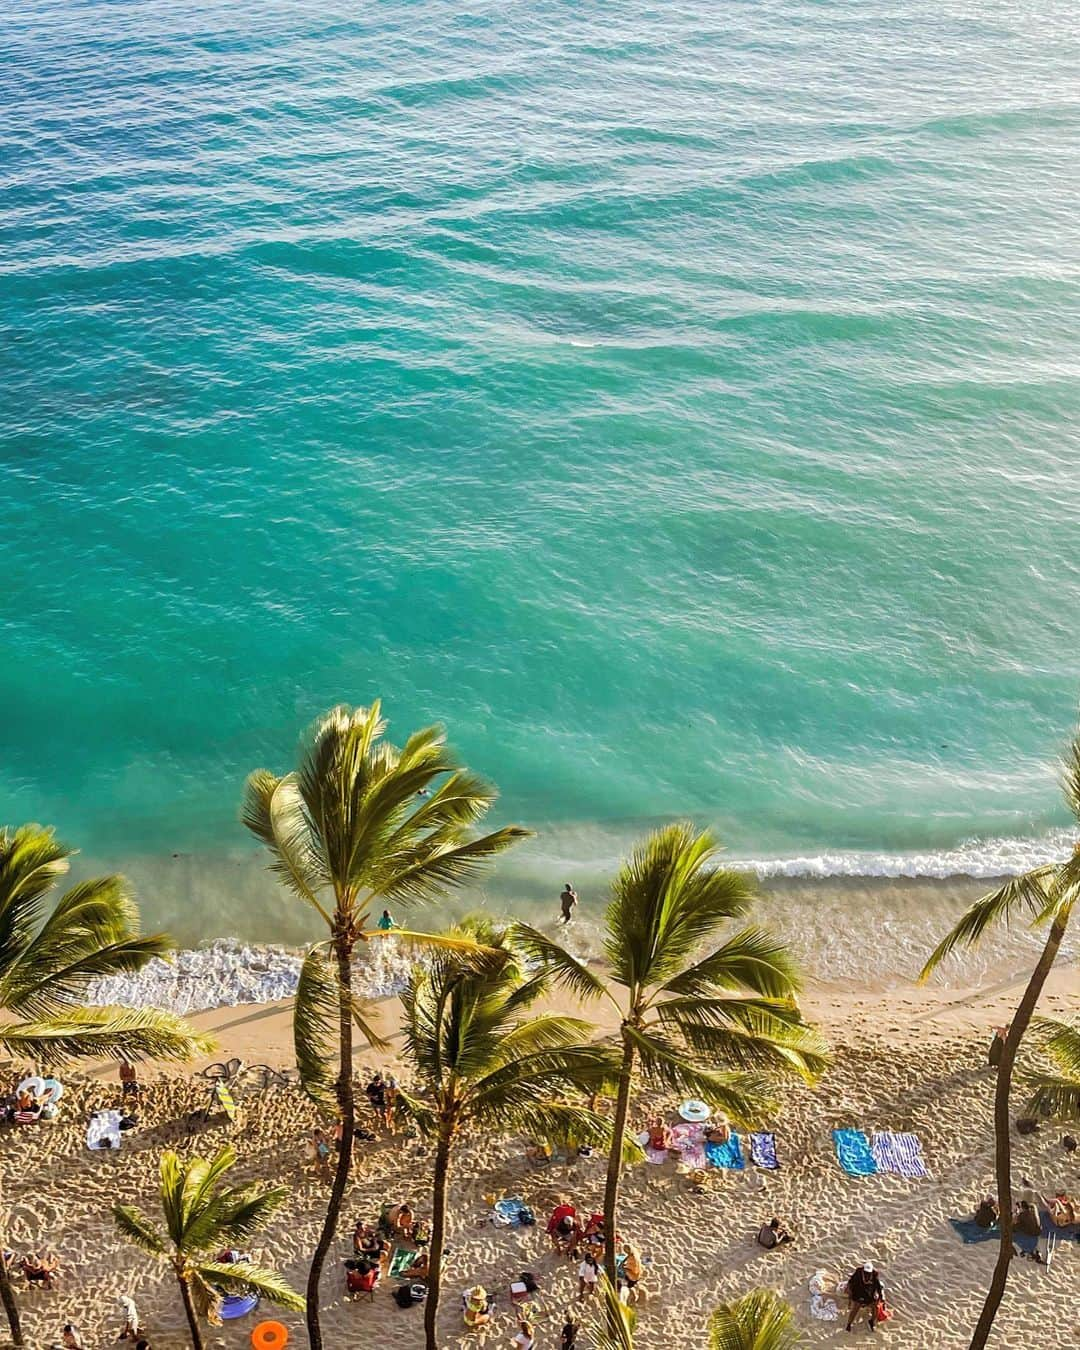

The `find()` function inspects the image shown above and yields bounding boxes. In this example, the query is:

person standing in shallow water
[559,883,578,924]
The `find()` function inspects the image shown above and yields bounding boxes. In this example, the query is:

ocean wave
[734,828,1074,880]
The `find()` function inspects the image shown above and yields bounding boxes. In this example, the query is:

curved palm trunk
[178,1272,205,1350]
[423,1126,453,1350]
[0,1256,23,1348]
[968,912,1068,1350]
[603,1037,636,1288]
[305,939,356,1350]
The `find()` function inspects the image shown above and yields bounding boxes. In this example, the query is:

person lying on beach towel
[21,1252,59,1289]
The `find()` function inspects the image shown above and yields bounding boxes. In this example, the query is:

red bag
[873,1298,893,1324]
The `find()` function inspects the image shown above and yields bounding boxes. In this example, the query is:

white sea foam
[734,827,1074,880]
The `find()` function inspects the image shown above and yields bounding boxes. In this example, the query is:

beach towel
[86,1109,122,1151]
[1014,1230,1039,1257]
[833,1128,877,1176]
[871,1131,928,1179]
[389,1246,415,1279]
[670,1122,706,1169]
[704,1133,745,1170]
[949,1218,998,1245]
[750,1131,779,1169]
[493,1196,528,1227]
[808,1271,838,1321]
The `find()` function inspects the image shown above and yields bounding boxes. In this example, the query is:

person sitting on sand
[974,1196,999,1229]
[756,1217,794,1250]
[404,1248,430,1281]
[581,1213,605,1250]
[385,1202,416,1241]
[1014,1199,1043,1259]
[577,1251,600,1300]
[134,1341,151,1350]
[987,1025,1008,1068]
[352,1220,374,1254]
[645,1115,672,1151]
[21,1252,59,1289]
[705,1114,732,1144]
[1045,1189,1077,1226]
[844,1262,883,1333]
[59,1324,84,1348]
[561,1317,579,1349]
[463,1285,492,1328]
[547,1202,581,1254]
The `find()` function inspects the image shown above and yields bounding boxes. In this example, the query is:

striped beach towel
[750,1131,779,1169]
[871,1131,928,1179]
[833,1128,877,1176]
[704,1133,745,1170]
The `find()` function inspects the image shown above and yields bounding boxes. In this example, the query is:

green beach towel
[389,1246,415,1279]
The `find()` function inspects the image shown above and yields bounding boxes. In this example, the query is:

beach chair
[346,1264,379,1302]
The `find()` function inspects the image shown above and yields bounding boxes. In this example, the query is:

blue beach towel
[493,1196,528,1226]
[750,1131,779,1169]
[1014,1230,1040,1256]
[949,1218,998,1245]
[833,1128,878,1176]
[704,1133,745,1170]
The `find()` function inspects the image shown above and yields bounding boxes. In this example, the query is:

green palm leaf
[587,1275,636,1349]
[510,922,611,1003]
[0,1006,212,1065]
[919,868,1056,979]
[709,1288,803,1349]
[112,1204,168,1258]
[661,926,803,1000]
[193,1261,306,1313]
[292,947,339,1105]
[624,1023,775,1122]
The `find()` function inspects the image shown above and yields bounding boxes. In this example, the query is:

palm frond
[0,1006,214,1066]
[1022,1016,1080,1120]
[510,923,611,1003]
[293,946,339,1105]
[0,824,72,972]
[1060,734,1080,822]
[112,1204,168,1259]
[708,1288,803,1350]
[374,827,533,906]
[920,867,1056,978]
[194,1261,305,1313]
[624,1023,775,1123]
[661,926,803,1001]
[587,1275,636,1350]
[656,998,830,1081]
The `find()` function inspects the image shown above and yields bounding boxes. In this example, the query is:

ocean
[4,1,1080,994]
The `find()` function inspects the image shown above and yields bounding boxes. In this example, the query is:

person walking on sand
[376,908,397,931]
[559,883,578,924]
[117,1295,140,1342]
[844,1262,882,1333]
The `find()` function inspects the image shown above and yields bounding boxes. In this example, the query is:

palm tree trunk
[423,1126,453,1350]
[305,939,356,1350]
[968,912,1068,1350]
[603,1036,636,1287]
[178,1272,205,1350]
[0,1256,23,1348]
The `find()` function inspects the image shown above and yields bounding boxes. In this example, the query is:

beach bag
[518,1206,536,1227]
[393,1283,425,1308]
[873,1298,893,1324]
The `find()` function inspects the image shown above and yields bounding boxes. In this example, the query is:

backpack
[518,1206,536,1227]
[394,1283,426,1308]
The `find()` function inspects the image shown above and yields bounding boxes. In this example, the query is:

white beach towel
[86,1110,122,1151]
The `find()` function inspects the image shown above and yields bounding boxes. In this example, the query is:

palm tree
[1024,1016,1080,1120]
[396,923,615,1350]
[0,824,212,1347]
[708,1289,804,1349]
[241,703,529,1350]
[921,734,1080,1350]
[514,823,829,1285]
[114,1145,304,1350]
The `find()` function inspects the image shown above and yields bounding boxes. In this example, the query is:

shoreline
[85,872,1075,1016]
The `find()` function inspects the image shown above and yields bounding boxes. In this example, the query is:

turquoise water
[3,1,1080,940]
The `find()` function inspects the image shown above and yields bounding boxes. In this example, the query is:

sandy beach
[3,966,1077,1350]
